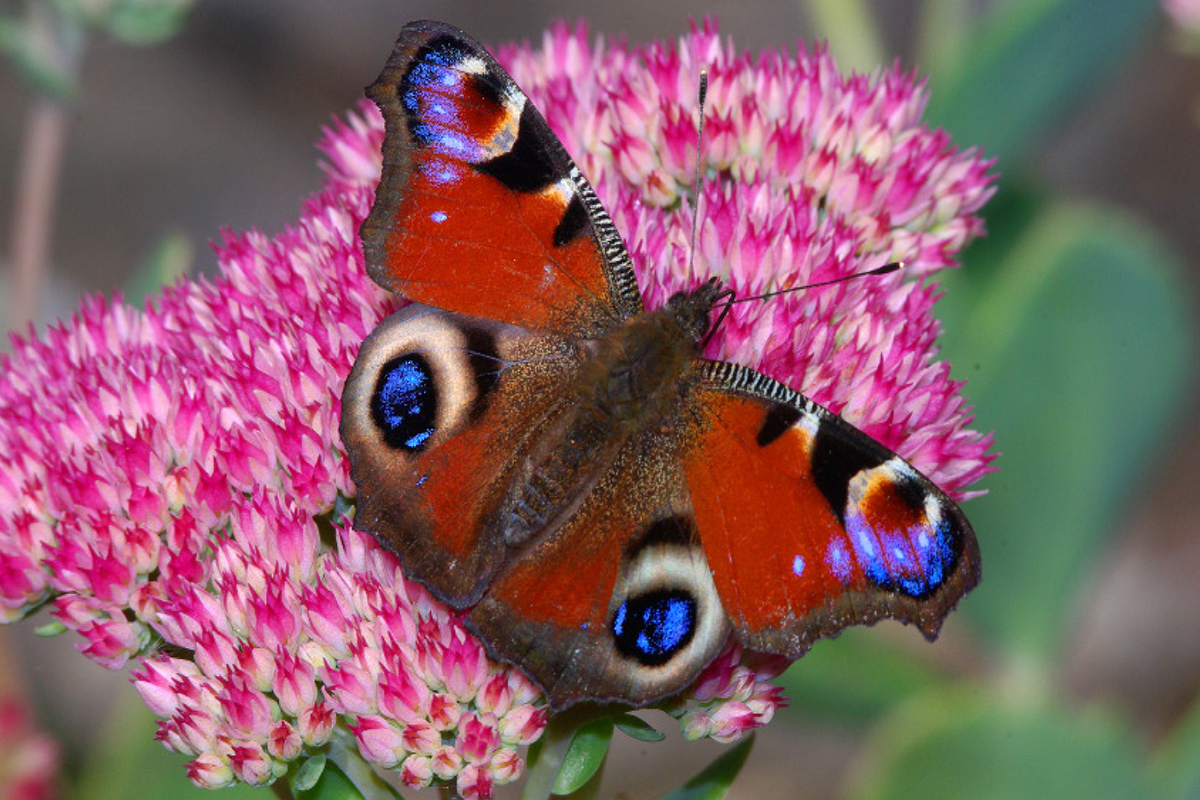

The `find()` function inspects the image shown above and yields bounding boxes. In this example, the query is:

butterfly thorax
[589,292,712,409]
[493,283,721,546]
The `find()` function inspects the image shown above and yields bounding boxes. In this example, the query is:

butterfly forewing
[363,20,643,337]
[683,361,980,654]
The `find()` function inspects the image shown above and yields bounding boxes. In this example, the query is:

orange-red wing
[683,361,980,657]
[363,21,643,337]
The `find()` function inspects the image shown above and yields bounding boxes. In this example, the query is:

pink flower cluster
[670,645,790,743]
[0,696,58,800]
[0,21,994,795]
[0,109,545,794]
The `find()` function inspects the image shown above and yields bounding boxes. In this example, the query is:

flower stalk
[5,3,83,331]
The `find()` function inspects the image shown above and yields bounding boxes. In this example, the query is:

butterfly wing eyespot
[682,360,980,655]
[605,517,727,672]
[362,20,644,338]
[341,303,583,606]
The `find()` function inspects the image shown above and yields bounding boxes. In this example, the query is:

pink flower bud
[498,705,546,746]
[489,747,523,784]
[267,720,302,762]
[455,712,500,765]
[431,745,464,781]
[399,754,434,788]
[228,741,273,785]
[456,763,494,800]
[298,702,334,746]
[350,715,404,767]
[187,752,233,789]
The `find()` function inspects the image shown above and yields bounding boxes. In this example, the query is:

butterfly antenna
[702,262,902,352]
[728,261,903,304]
[687,69,709,284]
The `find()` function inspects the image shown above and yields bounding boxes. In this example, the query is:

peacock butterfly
[340,20,981,711]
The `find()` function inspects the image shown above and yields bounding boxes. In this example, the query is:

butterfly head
[665,277,730,347]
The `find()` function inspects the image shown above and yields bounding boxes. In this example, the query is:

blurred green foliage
[774,0,1199,798]
[0,0,194,98]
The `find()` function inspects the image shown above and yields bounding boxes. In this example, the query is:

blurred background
[0,0,1197,798]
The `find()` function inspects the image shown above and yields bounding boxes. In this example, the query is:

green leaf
[0,12,80,99]
[295,758,367,800]
[69,692,261,800]
[553,716,614,795]
[655,736,754,800]
[0,13,23,55]
[937,203,1196,660]
[801,0,884,74]
[33,620,66,636]
[777,628,946,724]
[925,0,1158,169]
[852,689,1168,800]
[291,754,328,793]
[318,732,404,800]
[104,0,194,44]
[614,713,666,742]
[916,0,972,78]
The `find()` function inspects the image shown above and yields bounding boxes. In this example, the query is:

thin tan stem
[5,3,83,333]
[7,95,68,331]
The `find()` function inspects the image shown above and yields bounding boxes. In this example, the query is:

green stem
[519,707,604,800]
[801,0,885,72]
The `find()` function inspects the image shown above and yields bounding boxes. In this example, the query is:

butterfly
[340,20,981,711]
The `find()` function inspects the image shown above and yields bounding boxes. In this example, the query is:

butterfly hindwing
[683,361,981,655]
[363,20,643,337]
[468,425,730,709]
[340,303,583,606]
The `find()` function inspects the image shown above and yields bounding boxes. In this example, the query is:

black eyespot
[370,354,437,451]
[611,589,696,666]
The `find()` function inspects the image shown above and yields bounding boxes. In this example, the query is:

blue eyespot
[370,354,437,452]
[843,510,956,598]
[611,590,696,666]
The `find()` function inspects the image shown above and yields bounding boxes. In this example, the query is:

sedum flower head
[0,695,58,800]
[0,22,993,796]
